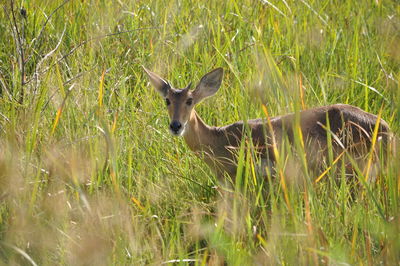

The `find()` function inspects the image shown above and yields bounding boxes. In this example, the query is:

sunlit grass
[0,0,399,265]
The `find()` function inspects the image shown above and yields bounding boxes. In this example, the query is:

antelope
[143,67,390,180]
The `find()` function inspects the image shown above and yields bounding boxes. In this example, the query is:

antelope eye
[165,98,171,106]
[186,98,193,105]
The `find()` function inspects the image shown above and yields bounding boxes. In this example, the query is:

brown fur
[144,67,390,179]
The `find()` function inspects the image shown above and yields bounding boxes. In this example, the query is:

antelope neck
[183,110,215,152]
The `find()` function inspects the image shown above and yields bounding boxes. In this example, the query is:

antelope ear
[192,68,223,104]
[143,66,170,97]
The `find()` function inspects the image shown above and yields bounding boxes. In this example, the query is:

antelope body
[144,67,390,179]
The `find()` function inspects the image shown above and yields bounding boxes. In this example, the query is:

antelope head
[143,67,223,136]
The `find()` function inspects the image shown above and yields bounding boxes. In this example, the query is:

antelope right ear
[143,66,170,97]
[192,68,223,104]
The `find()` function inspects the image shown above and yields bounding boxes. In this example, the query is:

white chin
[170,128,185,137]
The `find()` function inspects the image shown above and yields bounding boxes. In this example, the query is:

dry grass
[0,0,399,265]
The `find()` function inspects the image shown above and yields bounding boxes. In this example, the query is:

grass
[0,0,399,265]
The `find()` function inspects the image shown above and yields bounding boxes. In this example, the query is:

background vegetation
[0,0,399,265]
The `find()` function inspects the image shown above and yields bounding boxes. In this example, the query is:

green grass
[1,0,399,265]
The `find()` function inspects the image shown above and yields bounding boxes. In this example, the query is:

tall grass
[0,0,399,264]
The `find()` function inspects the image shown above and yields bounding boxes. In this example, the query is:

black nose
[170,121,182,132]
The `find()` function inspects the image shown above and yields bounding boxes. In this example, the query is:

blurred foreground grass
[0,0,399,265]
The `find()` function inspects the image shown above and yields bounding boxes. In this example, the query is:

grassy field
[1,0,399,265]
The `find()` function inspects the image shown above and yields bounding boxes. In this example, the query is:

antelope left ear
[192,68,223,104]
[143,66,170,97]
